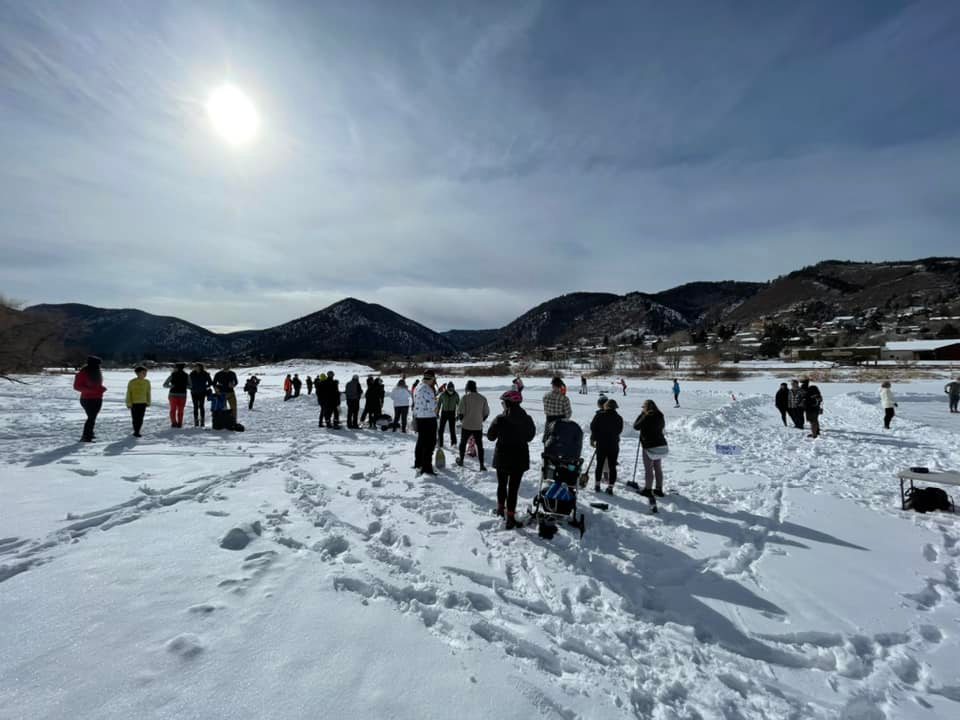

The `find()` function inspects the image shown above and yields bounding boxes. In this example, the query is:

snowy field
[1,366,959,720]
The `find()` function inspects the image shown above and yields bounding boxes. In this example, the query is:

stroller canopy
[544,419,583,461]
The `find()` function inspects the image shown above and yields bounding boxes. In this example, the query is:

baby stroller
[529,419,586,539]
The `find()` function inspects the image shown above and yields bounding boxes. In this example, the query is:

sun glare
[206,84,260,146]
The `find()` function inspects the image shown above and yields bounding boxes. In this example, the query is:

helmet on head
[500,390,523,405]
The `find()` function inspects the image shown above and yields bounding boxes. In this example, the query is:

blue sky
[1,0,959,331]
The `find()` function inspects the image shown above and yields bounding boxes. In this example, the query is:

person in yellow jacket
[125,365,151,437]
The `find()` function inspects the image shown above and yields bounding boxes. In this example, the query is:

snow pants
[496,469,524,515]
[130,403,147,435]
[169,395,187,427]
[247,391,256,410]
[777,407,788,426]
[788,408,805,429]
[806,409,820,437]
[950,395,959,413]
[883,407,895,429]
[346,399,360,428]
[414,417,438,473]
[79,398,101,440]
[393,406,409,432]
[596,445,619,487]
[191,392,206,426]
[458,429,484,464]
[438,411,457,446]
[642,450,663,491]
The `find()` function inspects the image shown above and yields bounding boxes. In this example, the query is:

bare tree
[0,298,66,379]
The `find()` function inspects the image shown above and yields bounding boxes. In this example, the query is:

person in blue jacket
[672,379,681,408]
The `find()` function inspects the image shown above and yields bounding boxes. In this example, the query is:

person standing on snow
[73,355,107,442]
[162,362,190,428]
[366,378,385,429]
[787,379,805,429]
[672,379,681,408]
[593,395,611,485]
[775,382,790,426]
[212,365,239,422]
[390,379,412,432]
[344,375,363,428]
[800,378,823,438]
[542,376,573,428]
[633,399,668,498]
[413,371,439,475]
[125,365,151,437]
[879,381,897,429]
[244,375,260,410]
[317,371,341,428]
[590,398,623,495]
[283,374,293,401]
[360,376,375,426]
[487,390,536,529]
[292,373,302,397]
[512,376,524,399]
[580,375,588,394]
[456,380,489,469]
[619,378,627,396]
[945,378,960,413]
[306,375,313,396]
[189,363,212,427]
[437,381,460,447]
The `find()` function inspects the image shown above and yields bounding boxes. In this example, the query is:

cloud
[1,0,959,334]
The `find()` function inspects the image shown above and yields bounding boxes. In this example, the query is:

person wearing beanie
[162,362,191,428]
[73,355,106,442]
[413,371,439,474]
[879,381,897,429]
[487,390,536,529]
[590,398,623,494]
[292,373,302,397]
[456,380,489,470]
[125,365,151,437]
[436,380,460,447]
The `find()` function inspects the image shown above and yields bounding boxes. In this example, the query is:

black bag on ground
[212,410,232,430]
[906,486,954,513]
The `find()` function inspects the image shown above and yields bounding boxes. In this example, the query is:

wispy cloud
[2,0,959,331]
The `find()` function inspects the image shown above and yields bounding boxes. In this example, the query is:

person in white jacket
[390,380,412,432]
[413,372,439,475]
[879,381,897,429]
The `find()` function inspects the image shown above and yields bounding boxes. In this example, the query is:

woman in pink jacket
[73,355,107,442]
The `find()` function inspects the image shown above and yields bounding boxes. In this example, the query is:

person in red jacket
[73,355,107,442]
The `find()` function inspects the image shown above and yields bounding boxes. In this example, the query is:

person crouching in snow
[590,399,623,495]
[879,381,897,429]
[125,365,151,437]
[487,390,536,529]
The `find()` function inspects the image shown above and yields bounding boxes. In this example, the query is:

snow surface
[2,365,960,719]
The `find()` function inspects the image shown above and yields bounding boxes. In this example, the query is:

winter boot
[653,488,665,498]
[495,505,504,518]
[505,513,517,530]
[455,457,464,467]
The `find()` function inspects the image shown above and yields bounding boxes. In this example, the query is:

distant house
[884,339,960,361]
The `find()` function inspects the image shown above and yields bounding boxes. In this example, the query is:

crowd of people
[72,357,958,530]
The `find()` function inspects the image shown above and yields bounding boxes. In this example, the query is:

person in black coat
[633,400,668,498]
[774,383,789,427]
[366,378,385,429]
[589,399,623,495]
[487,390,536,529]
[317,371,341,428]
[189,364,213,427]
[800,378,823,438]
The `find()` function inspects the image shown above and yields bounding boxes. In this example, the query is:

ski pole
[631,437,642,486]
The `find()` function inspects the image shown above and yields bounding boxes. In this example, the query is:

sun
[206,84,260,146]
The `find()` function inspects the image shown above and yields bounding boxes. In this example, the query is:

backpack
[906,486,954,514]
